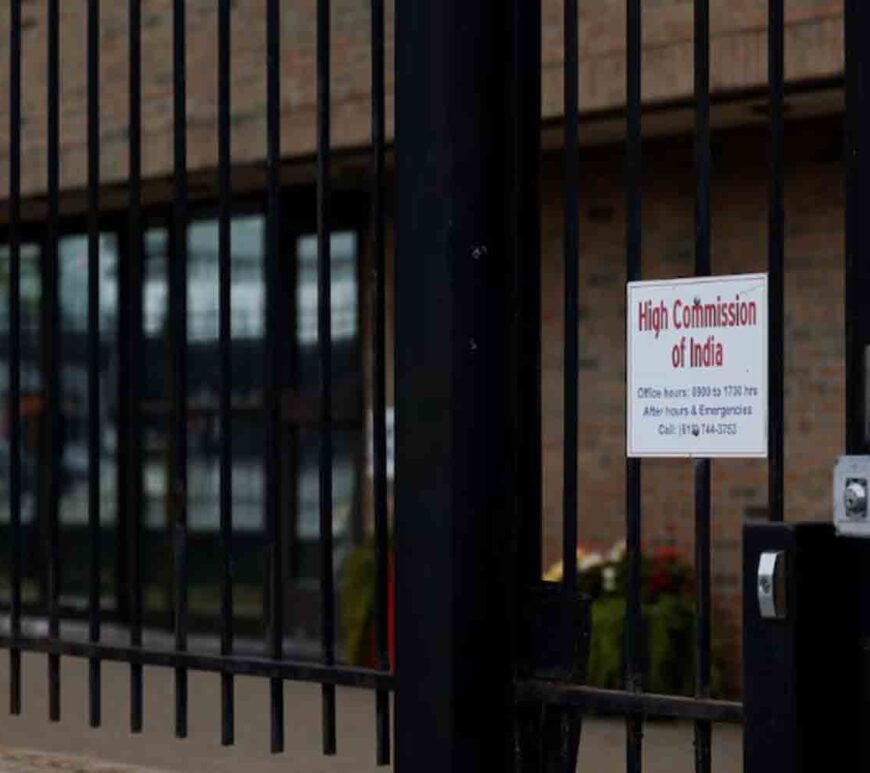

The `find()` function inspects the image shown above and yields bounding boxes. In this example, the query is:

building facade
[0,0,848,686]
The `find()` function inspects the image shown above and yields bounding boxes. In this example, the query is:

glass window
[0,244,43,606]
[296,232,358,346]
[54,233,120,596]
[0,203,364,642]
[295,232,360,390]
[291,231,361,584]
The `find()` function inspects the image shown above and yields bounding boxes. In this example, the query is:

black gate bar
[170,0,190,739]
[7,0,22,720]
[264,0,285,754]
[693,0,713,770]
[0,634,394,688]
[515,682,743,724]
[768,0,785,523]
[44,0,62,724]
[370,0,391,761]
[844,0,870,768]
[317,0,338,755]
[126,0,145,735]
[562,0,579,600]
[217,0,235,748]
[845,2,869,455]
[624,0,644,766]
[86,0,102,731]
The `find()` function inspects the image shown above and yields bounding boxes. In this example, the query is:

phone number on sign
[678,422,738,437]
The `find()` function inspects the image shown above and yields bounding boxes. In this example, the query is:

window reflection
[292,232,360,581]
[296,233,358,346]
[0,244,43,604]
[55,234,120,596]
[0,243,42,532]
[0,210,363,641]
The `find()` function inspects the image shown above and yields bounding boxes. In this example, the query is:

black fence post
[844,1,870,769]
[845,0,870,458]
[394,0,516,770]
[743,523,859,772]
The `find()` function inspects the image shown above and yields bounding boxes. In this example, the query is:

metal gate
[1,0,393,765]
[0,0,868,771]
[395,0,866,771]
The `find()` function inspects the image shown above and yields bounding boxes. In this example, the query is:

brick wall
[0,0,845,200]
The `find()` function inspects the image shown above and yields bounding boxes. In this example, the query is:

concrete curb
[0,748,167,773]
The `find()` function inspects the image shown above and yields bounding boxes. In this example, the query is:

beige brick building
[0,0,848,689]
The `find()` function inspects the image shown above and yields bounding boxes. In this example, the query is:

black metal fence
[509,0,786,769]
[3,0,393,765]
[0,0,862,770]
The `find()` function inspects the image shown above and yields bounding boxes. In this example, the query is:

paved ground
[0,654,742,771]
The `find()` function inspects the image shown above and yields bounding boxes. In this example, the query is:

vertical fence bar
[45,0,62,723]
[768,0,785,523]
[8,0,22,720]
[508,0,544,763]
[844,3,870,766]
[693,0,713,769]
[844,0,867,457]
[87,0,102,730]
[512,0,542,597]
[625,0,644,768]
[562,0,579,595]
[317,0,337,756]
[560,10,581,765]
[845,1,870,766]
[170,0,189,739]
[370,0,390,764]
[127,0,145,735]
[395,0,515,765]
[116,242,131,645]
[217,0,235,749]
[264,0,284,753]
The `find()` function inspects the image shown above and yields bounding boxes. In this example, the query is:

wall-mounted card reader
[757,551,786,620]
[834,456,870,537]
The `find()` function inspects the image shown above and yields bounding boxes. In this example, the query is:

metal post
[394,0,515,770]
[743,523,858,772]
[845,0,870,456]
[844,1,870,768]
[508,0,544,766]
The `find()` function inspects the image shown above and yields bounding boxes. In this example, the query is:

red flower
[654,546,681,564]
[648,566,672,596]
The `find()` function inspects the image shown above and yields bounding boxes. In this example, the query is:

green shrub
[341,538,721,695]
[587,594,698,695]
[547,542,722,696]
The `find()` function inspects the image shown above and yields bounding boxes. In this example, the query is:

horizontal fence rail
[1,0,393,763]
[515,682,744,725]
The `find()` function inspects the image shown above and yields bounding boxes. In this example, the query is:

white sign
[627,273,768,458]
